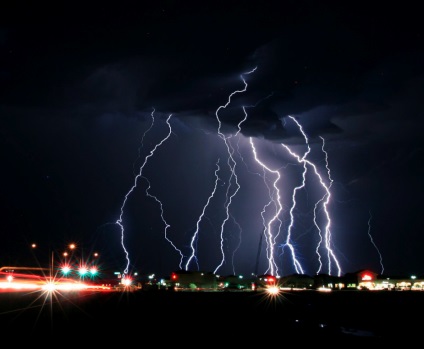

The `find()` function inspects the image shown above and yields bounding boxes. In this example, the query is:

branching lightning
[313,136,334,274]
[213,67,257,275]
[249,137,282,277]
[143,175,185,269]
[185,159,222,270]
[281,116,341,276]
[116,110,173,275]
[112,69,349,279]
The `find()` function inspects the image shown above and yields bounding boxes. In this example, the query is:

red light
[362,274,372,281]
[267,276,276,284]
[171,273,177,280]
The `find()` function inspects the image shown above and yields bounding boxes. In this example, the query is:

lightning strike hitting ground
[114,72,347,279]
[143,175,185,269]
[367,210,384,274]
[281,116,342,276]
[213,67,257,275]
[116,111,173,275]
[185,159,222,270]
[313,136,334,274]
[249,137,282,277]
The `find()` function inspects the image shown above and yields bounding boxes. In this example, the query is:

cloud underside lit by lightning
[115,67,346,278]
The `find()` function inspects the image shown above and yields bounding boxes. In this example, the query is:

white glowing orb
[266,285,280,295]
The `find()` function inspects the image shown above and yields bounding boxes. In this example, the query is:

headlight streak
[0,271,112,328]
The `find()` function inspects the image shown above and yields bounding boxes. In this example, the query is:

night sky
[1,1,423,278]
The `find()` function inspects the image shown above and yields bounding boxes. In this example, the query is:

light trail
[0,272,112,292]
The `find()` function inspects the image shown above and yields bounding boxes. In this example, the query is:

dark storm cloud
[237,22,424,143]
[2,1,422,143]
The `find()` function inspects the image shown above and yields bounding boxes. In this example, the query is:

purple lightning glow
[114,70,349,279]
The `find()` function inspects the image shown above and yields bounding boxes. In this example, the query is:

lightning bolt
[185,159,222,270]
[111,71,347,280]
[249,137,282,277]
[213,67,257,275]
[281,115,342,276]
[313,136,334,274]
[116,110,173,276]
[367,210,384,274]
[283,136,309,275]
[229,214,243,275]
[143,175,185,269]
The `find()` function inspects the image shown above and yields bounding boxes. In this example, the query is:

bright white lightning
[185,159,222,270]
[283,140,309,275]
[249,137,282,277]
[215,67,257,139]
[133,110,155,175]
[116,112,173,275]
[281,116,342,276]
[367,210,384,274]
[213,67,257,275]
[313,136,334,274]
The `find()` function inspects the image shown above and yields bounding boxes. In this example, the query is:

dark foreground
[1,289,422,342]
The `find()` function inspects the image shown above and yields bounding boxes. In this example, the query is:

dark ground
[0,289,421,342]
